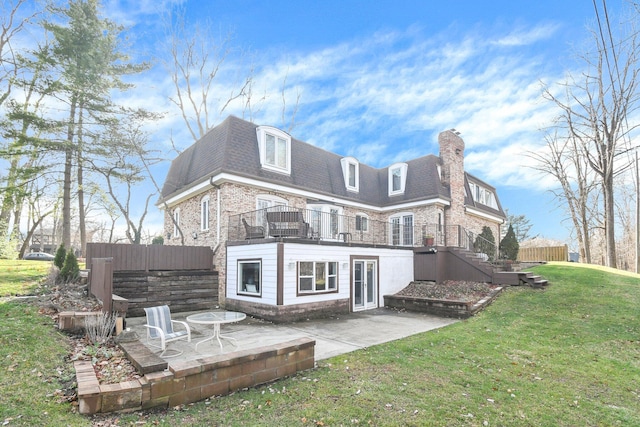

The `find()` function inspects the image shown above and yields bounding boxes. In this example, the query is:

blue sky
[115,0,621,247]
[18,0,631,246]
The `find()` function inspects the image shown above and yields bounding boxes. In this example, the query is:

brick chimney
[439,129,465,227]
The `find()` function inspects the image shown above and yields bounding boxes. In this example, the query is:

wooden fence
[517,245,568,262]
[86,243,214,272]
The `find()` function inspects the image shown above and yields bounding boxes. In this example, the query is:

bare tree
[539,2,640,267]
[530,127,599,264]
[165,8,251,141]
[0,0,39,106]
[87,109,161,245]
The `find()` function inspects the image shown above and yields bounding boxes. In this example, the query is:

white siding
[227,242,415,309]
[284,243,414,307]
[227,243,279,305]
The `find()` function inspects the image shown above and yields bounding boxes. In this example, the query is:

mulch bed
[33,281,141,386]
[394,280,499,302]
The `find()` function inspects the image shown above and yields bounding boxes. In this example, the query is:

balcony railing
[228,206,498,259]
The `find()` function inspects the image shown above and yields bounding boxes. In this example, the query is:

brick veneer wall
[164,183,310,307]
[225,298,350,323]
[164,159,501,309]
[439,130,466,229]
[76,337,315,414]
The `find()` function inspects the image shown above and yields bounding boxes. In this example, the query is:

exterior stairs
[448,247,549,288]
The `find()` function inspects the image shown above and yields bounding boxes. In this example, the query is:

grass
[0,260,52,296]
[0,260,639,426]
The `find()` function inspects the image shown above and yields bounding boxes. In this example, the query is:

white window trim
[307,203,344,241]
[468,182,498,209]
[355,213,369,232]
[389,211,414,246]
[256,194,288,211]
[340,157,359,192]
[298,261,339,294]
[173,208,180,238]
[200,196,210,231]
[256,125,291,175]
[237,259,262,296]
[388,162,408,196]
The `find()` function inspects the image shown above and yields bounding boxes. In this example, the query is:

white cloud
[110,16,575,197]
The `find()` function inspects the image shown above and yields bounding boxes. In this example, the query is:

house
[158,115,505,321]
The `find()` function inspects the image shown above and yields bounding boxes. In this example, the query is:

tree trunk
[62,97,77,249]
[604,177,617,267]
[77,104,86,256]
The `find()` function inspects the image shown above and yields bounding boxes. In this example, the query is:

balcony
[228,207,498,259]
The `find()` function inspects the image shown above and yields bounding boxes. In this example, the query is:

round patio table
[186,311,246,351]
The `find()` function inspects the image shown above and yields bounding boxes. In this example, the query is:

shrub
[0,220,18,259]
[151,235,164,245]
[54,244,66,269]
[59,250,80,283]
[85,312,116,344]
[474,226,496,261]
[500,224,519,261]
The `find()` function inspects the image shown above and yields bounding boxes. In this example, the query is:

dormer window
[388,162,408,196]
[468,181,498,209]
[340,157,359,192]
[256,126,291,174]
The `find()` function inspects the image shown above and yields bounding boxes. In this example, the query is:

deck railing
[228,206,498,259]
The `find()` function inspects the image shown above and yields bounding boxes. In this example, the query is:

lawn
[0,261,638,426]
[0,260,52,296]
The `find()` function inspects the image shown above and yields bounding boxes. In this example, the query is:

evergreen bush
[59,250,80,283]
[474,226,496,261]
[54,244,66,269]
[500,224,520,261]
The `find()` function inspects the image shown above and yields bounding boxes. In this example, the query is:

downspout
[209,176,221,256]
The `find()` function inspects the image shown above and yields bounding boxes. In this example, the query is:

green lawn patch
[113,262,640,426]
[0,301,89,426]
[0,260,52,297]
[1,261,639,426]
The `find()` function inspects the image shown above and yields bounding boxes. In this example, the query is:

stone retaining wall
[75,337,315,414]
[384,287,503,319]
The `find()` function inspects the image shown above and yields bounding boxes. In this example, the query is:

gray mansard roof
[159,115,504,218]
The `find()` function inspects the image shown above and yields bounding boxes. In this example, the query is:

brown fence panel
[86,243,213,272]
[517,245,568,262]
[86,243,148,271]
[88,257,113,313]
[147,245,213,271]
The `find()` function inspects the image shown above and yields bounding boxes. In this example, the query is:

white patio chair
[143,305,191,357]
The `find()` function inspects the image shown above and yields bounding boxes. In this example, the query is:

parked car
[23,252,55,261]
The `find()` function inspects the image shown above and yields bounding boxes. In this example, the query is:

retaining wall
[76,337,315,414]
[384,287,503,319]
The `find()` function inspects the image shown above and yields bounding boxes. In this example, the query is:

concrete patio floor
[125,308,459,365]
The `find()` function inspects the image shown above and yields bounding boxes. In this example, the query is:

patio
[125,307,459,363]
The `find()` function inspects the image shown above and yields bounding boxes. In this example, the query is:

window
[173,208,180,238]
[256,126,291,174]
[468,182,498,209]
[340,157,359,192]
[298,261,338,294]
[390,213,414,246]
[388,162,408,195]
[355,214,369,232]
[238,260,261,296]
[201,196,210,231]
[307,203,343,240]
[349,163,356,187]
[256,195,288,229]
[392,168,401,191]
